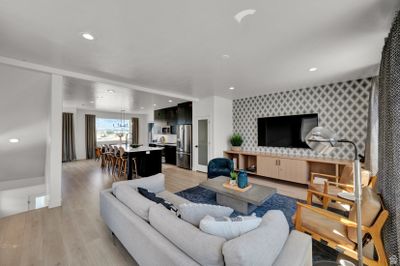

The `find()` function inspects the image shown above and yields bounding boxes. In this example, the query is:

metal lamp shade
[305,126,339,154]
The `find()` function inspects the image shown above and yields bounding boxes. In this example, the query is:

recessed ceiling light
[9,138,19,143]
[229,86,235,90]
[153,104,157,107]
[309,67,318,72]
[234,9,256,23]
[106,89,115,94]
[168,100,173,103]
[222,54,230,59]
[81,32,95,41]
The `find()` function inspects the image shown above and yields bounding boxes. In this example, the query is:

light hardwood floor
[0,160,307,266]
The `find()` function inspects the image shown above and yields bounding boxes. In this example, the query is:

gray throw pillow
[178,203,233,226]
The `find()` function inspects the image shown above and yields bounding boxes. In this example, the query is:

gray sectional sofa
[100,173,312,266]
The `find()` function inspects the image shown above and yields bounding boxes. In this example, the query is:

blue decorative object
[237,170,248,188]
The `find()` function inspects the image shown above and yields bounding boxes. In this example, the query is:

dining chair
[100,145,107,169]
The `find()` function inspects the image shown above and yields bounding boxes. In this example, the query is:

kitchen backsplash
[232,78,372,160]
[153,134,177,143]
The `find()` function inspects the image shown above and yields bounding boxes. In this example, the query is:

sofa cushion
[179,203,233,226]
[114,184,156,221]
[272,230,312,266]
[222,210,289,266]
[112,173,165,195]
[348,187,381,242]
[199,215,261,240]
[149,204,226,266]
[156,191,191,207]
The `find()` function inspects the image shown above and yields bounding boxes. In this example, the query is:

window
[96,118,130,142]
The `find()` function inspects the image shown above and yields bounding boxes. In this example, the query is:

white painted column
[46,74,63,208]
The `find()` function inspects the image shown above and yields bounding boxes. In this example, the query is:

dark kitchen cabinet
[164,145,177,164]
[177,102,192,125]
[166,107,177,126]
[154,107,177,126]
[154,109,166,122]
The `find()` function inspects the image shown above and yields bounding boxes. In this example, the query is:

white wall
[0,64,50,182]
[192,96,232,171]
[46,74,63,208]
[0,183,46,218]
[72,109,148,160]
[212,96,233,158]
[0,63,54,216]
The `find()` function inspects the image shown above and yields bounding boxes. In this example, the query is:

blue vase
[237,170,248,189]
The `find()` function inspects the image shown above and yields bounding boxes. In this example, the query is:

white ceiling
[0,64,50,182]
[0,0,398,100]
[63,77,187,113]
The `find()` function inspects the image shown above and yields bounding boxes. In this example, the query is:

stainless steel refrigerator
[176,125,192,169]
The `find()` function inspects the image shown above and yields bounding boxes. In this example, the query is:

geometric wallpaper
[233,78,372,160]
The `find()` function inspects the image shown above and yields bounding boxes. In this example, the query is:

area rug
[176,186,339,264]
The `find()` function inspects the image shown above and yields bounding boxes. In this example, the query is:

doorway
[194,117,210,172]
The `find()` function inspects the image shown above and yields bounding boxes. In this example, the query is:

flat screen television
[258,114,318,148]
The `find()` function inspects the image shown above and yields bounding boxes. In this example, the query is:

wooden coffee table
[199,176,277,214]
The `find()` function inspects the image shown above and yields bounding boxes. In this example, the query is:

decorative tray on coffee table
[223,182,253,192]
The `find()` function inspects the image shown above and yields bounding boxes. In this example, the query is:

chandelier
[113,110,129,137]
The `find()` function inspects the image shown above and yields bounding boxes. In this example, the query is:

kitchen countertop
[150,142,177,147]
[114,145,164,152]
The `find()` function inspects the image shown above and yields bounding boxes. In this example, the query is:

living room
[1,1,400,266]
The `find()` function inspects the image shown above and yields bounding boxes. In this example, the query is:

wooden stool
[131,157,138,179]
[118,147,128,179]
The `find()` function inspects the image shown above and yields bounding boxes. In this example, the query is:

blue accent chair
[207,158,234,179]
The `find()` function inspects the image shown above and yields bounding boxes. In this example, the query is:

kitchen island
[118,145,164,179]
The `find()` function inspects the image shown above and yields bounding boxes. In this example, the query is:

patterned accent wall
[233,78,372,160]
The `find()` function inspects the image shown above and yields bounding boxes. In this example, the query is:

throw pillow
[178,203,234,226]
[114,184,156,221]
[199,214,262,240]
[138,187,179,215]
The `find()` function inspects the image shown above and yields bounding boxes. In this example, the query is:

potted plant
[230,171,238,186]
[230,133,243,151]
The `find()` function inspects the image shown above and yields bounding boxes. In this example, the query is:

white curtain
[364,77,379,176]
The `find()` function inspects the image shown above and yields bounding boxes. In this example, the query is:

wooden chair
[295,188,389,266]
[309,165,374,209]
[95,147,101,161]
[99,145,107,169]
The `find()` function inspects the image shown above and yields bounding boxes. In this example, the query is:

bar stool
[118,147,128,179]
[131,157,138,179]
[106,146,116,174]
[116,147,138,179]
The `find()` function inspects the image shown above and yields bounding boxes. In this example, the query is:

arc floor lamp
[306,126,363,266]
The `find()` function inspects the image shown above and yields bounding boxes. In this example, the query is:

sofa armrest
[112,173,165,194]
[273,230,312,266]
